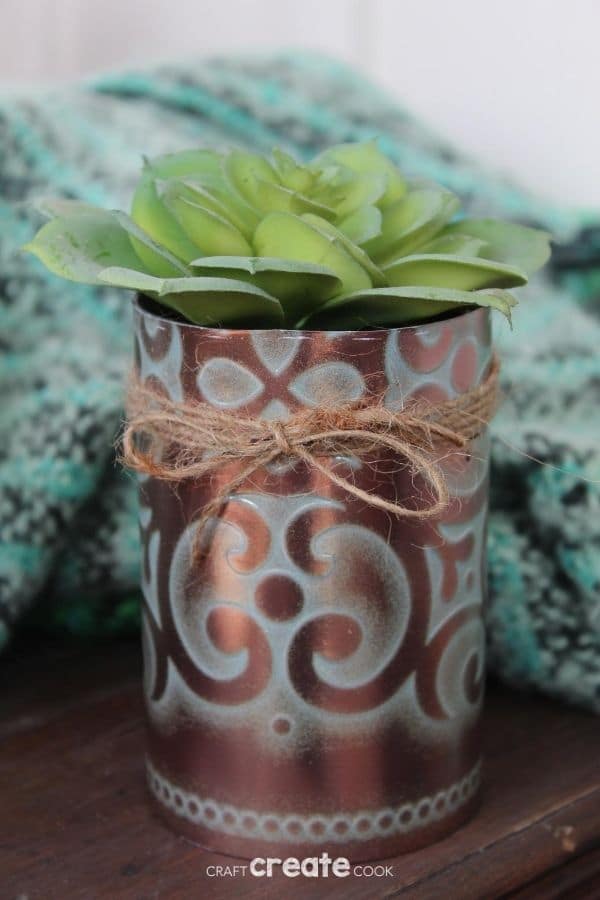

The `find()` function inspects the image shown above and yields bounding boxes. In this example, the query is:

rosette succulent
[25,141,551,329]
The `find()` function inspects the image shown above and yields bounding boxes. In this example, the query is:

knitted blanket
[1,52,599,712]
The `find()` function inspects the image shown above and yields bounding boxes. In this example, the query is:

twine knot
[269,420,294,456]
[121,355,500,560]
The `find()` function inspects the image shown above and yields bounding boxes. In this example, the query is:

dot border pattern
[146,757,482,844]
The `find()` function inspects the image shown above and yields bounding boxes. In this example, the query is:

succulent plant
[25,142,551,330]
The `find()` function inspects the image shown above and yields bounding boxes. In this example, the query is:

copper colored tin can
[134,296,491,861]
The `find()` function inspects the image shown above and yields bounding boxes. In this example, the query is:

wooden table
[2,633,600,899]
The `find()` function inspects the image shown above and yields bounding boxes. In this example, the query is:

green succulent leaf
[168,195,253,257]
[138,149,241,255]
[131,174,200,268]
[31,198,190,278]
[189,255,340,325]
[418,233,488,257]
[444,219,552,274]
[301,214,387,287]
[110,211,190,276]
[98,268,284,327]
[272,148,315,193]
[172,177,259,237]
[254,212,372,295]
[96,267,162,294]
[364,187,460,265]
[241,177,336,220]
[224,149,280,200]
[338,205,382,245]
[23,209,158,283]
[383,254,527,291]
[224,148,336,219]
[159,178,254,239]
[144,148,223,180]
[324,171,387,218]
[312,140,407,206]
[301,285,517,330]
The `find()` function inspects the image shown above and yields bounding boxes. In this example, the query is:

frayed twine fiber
[121,355,499,562]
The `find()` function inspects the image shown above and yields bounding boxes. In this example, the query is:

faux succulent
[25,141,551,330]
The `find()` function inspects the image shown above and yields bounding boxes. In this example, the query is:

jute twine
[121,355,500,559]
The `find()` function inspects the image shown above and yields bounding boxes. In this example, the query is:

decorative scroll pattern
[142,498,485,730]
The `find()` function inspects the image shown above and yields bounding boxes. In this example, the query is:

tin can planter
[135,295,491,861]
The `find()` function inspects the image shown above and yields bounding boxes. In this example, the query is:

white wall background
[1,0,598,208]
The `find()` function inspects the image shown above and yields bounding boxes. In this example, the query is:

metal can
[135,296,490,860]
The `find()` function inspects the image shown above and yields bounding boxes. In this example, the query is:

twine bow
[121,355,499,555]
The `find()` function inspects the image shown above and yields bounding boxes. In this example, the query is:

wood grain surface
[1,633,600,899]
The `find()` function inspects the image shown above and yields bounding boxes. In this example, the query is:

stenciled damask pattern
[134,299,491,857]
